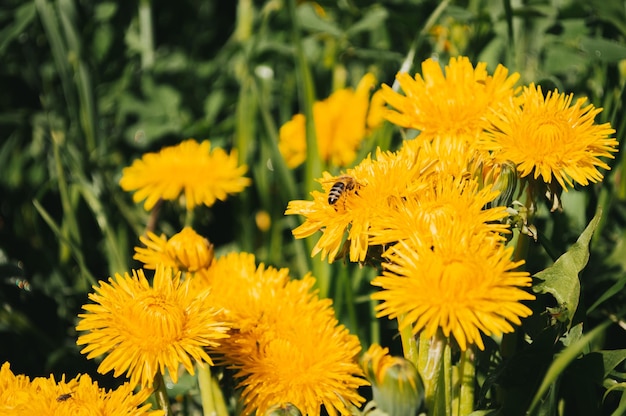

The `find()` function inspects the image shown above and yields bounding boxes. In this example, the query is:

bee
[57,393,73,402]
[327,175,358,205]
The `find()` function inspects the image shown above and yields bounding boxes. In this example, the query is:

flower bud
[361,344,424,416]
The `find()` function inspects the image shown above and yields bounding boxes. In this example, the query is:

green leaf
[579,37,626,63]
[599,349,626,379]
[587,276,626,314]
[345,7,388,37]
[527,320,612,415]
[0,3,36,55]
[533,211,602,328]
[296,3,343,37]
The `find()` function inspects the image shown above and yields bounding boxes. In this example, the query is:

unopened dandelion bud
[165,227,214,272]
[264,403,302,416]
[361,344,424,416]
[486,160,518,208]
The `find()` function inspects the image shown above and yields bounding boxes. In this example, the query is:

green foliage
[1,0,626,414]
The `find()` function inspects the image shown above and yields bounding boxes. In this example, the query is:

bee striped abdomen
[327,175,356,205]
[328,181,347,205]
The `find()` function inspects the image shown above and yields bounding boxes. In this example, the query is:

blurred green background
[1,0,626,413]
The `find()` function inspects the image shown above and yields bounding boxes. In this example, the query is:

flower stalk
[152,372,171,416]
[197,363,228,416]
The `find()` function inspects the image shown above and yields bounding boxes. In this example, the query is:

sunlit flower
[0,362,162,416]
[76,265,229,387]
[279,73,383,168]
[120,139,251,210]
[372,226,535,351]
[368,174,509,249]
[0,362,32,414]
[134,227,214,272]
[286,141,437,263]
[483,84,618,189]
[380,56,519,137]
[192,252,368,415]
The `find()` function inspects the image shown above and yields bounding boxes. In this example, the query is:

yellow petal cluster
[0,362,162,416]
[482,83,618,189]
[120,139,251,210]
[192,252,368,415]
[76,265,229,387]
[380,56,519,137]
[279,73,384,169]
[372,226,535,351]
[134,227,214,272]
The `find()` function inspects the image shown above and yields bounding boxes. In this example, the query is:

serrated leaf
[533,211,602,328]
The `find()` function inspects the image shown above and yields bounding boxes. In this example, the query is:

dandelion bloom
[372,226,535,351]
[134,227,214,272]
[286,140,440,263]
[279,73,383,168]
[0,362,161,416]
[380,56,519,137]
[367,174,509,249]
[483,84,618,189]
[120,139,251,210]
[76,266,229,387]
[193,252,368,415]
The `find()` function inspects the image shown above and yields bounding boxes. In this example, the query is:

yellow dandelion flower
[286,142,437,263]
[380,56,519,136]
[24,373,161,416]
[483,84,618,189]
[0,362,32,414]
[372,227,535,351]
[0,363,162,416]
[191,251,291,326]
[120,139,251,210]
[191,252,367,415]
[279,73,382,168]
[76,265,229,387]
[134,227,214,272]
[368,174,509,248]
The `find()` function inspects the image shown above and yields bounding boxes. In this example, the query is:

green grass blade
[527,319,612,415]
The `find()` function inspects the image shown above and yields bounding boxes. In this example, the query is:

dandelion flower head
[380,56,519,137]
[120,139,251,210]
[76,266,229,387]
[134,227,214,272]
[368,174,509,249]
[279,73,383,169]
[0,362,162,416]
[372,225,535,351]
[286,141,438,263]
[483,84,618,190]
[193,252,367,415]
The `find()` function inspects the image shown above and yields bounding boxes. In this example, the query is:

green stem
[418,330,447,416]
[184,207,195,228]
[197,363,228,416]
[138,0,155,69]
[399,318,419,372]
[286,0,321,189]
[152,372,172,416]
[457,347,475,416]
